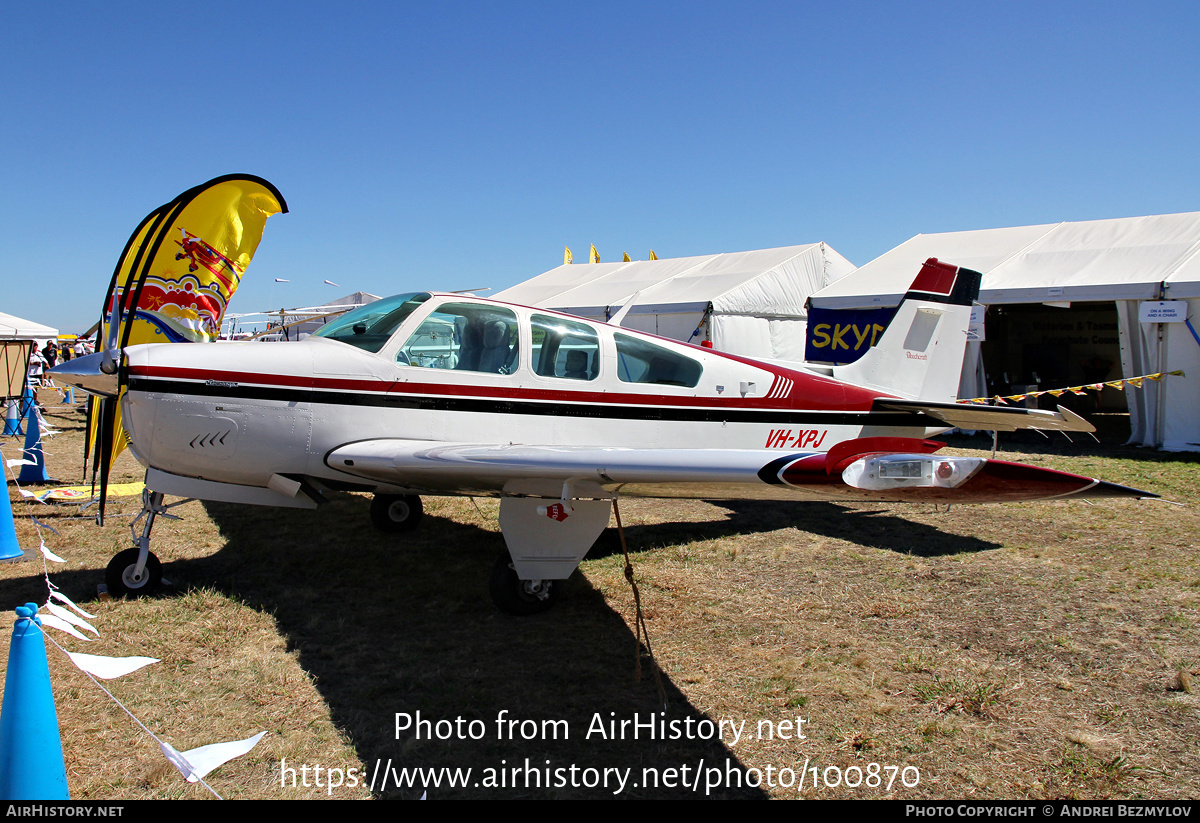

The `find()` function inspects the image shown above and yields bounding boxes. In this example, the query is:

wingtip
[1089,480,1159,500]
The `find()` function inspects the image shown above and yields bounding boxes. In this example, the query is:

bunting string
[961,370,1184,405]
[2,422,263,797]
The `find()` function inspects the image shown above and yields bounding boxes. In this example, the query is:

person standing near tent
[42,340,57,369]
[27,346,46,407]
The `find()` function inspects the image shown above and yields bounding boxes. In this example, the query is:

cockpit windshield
[310,293,431,352]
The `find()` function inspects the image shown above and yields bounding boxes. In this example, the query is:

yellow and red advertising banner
[102,175,287,347]
[88,176,286,511]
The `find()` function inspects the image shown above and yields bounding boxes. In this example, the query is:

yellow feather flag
[104,175,287,348]
[622,252,631,262]
[564,246,573,265]
[589,244,599,264]
[649,250,658,260]
[88,176,286,510]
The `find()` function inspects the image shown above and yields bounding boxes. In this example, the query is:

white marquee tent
[495,243,855,362]
[0,311,58,340]
[810,212,1200,451]
[0,311,58,398]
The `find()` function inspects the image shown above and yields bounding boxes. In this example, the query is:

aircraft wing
[873,399,1096,433]
[325,438,1151,503]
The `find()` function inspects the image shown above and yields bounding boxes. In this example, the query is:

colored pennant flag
[622,252,631,262]
[961,371,1182,405]
[649,250,658,260]
[589,244,599,264]
[564,246,572,265]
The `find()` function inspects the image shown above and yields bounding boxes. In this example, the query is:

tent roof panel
[0,312,58,339]
[496,244,849,317]
[811,212,1200,309]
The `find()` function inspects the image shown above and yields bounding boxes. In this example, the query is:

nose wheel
[106,547,162,598]
[105,487,188,598]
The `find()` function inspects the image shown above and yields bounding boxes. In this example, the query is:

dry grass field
[0,399,1196,799]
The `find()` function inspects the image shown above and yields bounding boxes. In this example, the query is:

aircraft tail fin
[831,258,981,402]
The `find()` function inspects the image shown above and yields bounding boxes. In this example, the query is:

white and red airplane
[52,258,1151,613]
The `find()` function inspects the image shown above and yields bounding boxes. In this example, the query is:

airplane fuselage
[120,292,936,500]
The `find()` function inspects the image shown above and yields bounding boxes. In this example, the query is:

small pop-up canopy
[496,243,855,362]
[0,312,58,399]
[810,212,1200,450]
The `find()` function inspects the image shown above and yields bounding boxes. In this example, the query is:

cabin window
[398,303,520,374]
[311,292,430,353]
[614,333,702,388]
[531,315,600,381]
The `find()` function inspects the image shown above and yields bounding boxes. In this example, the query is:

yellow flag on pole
[564,246,572,265]
[589,244,599,264]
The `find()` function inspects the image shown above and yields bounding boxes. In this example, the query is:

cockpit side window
[398,303,520,374]
[614,333,702,388]
[531,314,600,381]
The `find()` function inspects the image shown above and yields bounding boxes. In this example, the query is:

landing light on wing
[842,455,986,491]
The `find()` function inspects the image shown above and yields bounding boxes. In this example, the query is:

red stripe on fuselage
[128,364,887,412]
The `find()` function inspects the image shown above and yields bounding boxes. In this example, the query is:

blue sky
[3,1,1198,333]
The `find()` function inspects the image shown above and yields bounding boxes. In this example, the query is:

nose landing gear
[105,489,189,598]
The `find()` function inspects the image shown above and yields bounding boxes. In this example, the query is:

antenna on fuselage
[608,290,643,326]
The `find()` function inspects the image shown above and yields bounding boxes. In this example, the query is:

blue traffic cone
[17,403,50,484]
[1,401,18,437]
[61,386,74,405]
[11,388,32,438]
[0,475,23,562]
[0,604,69,800]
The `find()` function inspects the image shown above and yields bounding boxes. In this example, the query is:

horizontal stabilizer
[873,399,1096,433]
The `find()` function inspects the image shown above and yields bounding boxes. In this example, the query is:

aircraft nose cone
[49,352,120,397]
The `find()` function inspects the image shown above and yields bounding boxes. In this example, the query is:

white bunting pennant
[50,590,98,620]
[66,652,158,680]
[39,540,65,563]
[39,612,91,641]
[162,732,267,782]
[44,602,98,636]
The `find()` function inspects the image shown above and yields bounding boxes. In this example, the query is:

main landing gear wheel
[106,548,162,598]
[489,552,558,616]
[370,494,424,533]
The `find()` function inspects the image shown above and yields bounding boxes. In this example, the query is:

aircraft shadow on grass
[57,493,765,799]
[0,489,994,797]
[587,499,1000,560]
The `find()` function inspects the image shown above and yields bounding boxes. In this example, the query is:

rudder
[831,258,981,402]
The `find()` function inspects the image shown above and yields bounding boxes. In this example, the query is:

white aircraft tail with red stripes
[831,258,982,403]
